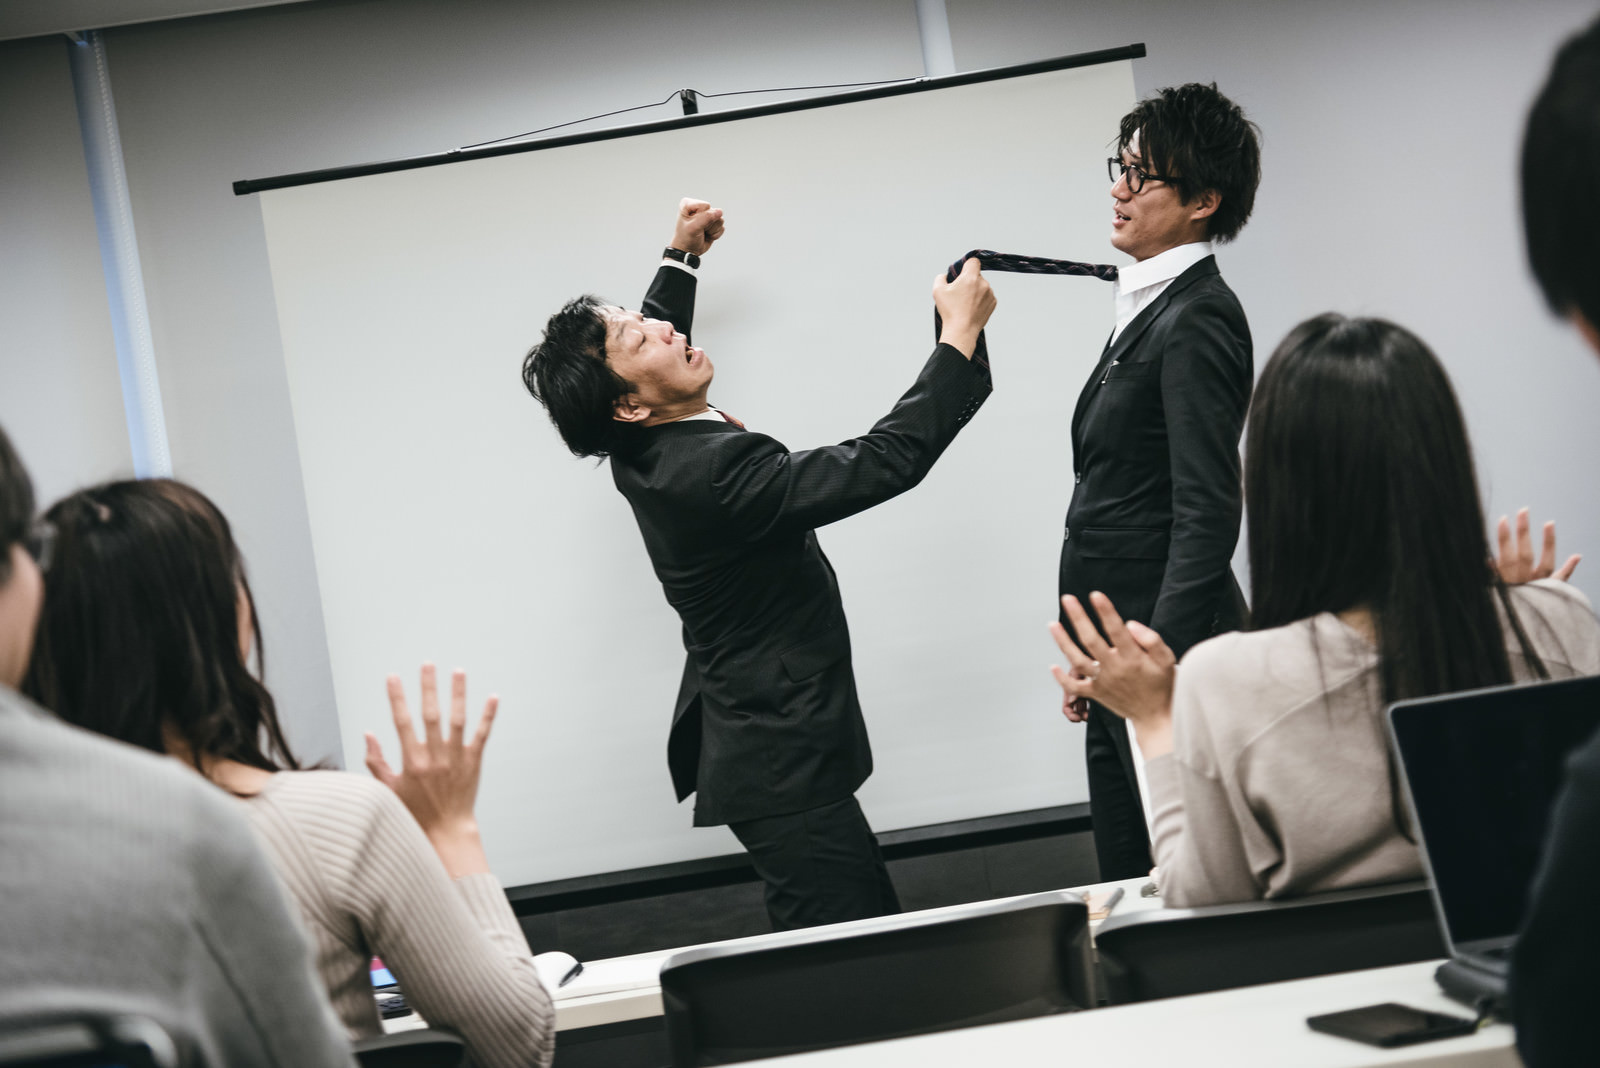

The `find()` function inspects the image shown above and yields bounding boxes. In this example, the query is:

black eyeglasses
[1107,157,1176,194]
[23,519,55,575]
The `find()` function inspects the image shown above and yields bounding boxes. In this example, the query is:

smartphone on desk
[1307,1003,1477,1048]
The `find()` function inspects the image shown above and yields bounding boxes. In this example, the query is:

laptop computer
[1387,673,1600,1014]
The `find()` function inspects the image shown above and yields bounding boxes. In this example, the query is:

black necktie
[935,249,1120,368]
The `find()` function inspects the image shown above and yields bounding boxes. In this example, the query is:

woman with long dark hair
[1049,314,1600,907]
[25,478,554,1068]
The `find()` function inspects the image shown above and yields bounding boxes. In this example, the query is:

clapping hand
[1048,592,1178,759]
[365,663,499,877]
[1494,507,1580,584]
[672,197,725,256]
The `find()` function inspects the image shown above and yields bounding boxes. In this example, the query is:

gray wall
[4,0,1599,776]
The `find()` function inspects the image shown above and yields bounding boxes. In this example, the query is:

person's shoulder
[1506,579,1600,666]
[261,768,399,824]
[1179,616,1357,699]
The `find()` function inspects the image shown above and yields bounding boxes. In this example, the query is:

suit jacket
[1059,256,1251,660]
[1512,726,1600,1065]
[611,266,992,826]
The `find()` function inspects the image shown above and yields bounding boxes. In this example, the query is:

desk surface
[552,874,1156,1031]
[755,960,1518,1068]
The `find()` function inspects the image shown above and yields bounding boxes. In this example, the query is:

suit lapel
[1070,256,1220,449]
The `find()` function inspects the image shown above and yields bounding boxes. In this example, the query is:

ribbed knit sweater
[239,771,553,1068]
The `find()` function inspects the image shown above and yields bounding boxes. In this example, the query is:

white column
[914,0,958,77]
[67,29,172,479]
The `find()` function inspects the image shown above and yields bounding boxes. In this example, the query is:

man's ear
[613,395,652,424]
[1189,188,1221,222]
[1574,311,1600,356]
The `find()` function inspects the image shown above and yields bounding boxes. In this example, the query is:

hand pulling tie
[935,249,1120,367]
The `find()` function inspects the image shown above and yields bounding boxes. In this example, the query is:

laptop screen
[1389,674,1600,949]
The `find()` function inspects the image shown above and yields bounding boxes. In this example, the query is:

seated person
[24,478,554,1068]
[1049,314,1600,908]
[1512,14,1600,1065]
[0,426,354,1067]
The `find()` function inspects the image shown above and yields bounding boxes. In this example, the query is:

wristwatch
[662,246,701,269]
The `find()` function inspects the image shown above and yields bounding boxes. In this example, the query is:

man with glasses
[1057,83,1261,881]
[0,424,357,1066]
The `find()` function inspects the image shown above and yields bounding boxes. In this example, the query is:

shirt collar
[1115,240,1214,296]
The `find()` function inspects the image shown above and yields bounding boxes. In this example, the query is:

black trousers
[1085,701,1153,880]
[727,795,902,932]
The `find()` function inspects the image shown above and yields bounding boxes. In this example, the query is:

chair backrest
[351,1029,467,1068]
[0,1013,179,1068]
[659,891,1093,1067]
[1094,880,1444,1004]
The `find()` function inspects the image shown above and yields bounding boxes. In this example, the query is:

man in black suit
[523,199,996,929]
[1058,84,1261,881]
[1511,15,1600,1066]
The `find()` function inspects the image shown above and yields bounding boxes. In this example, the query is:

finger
[1126,620,1178,669]
[1556,554,1582,582]
[1537,521,1558,577]
[1496,515,1511,565]
[1068,697,1091,722]
[680,197,708,217]
[1061,595,1112,660]
[1088,592,1136,655]
[419,662,444,748]
[1050,663,1093,701]
[470,695,500,752]
[1047,619,1099,676]
[364,732,398,786]
[959,256,982,280]
[446,668,468,744]
[386,674,419,752]
[1516,507,1533,570]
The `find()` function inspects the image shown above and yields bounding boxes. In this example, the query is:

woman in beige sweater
[25,479,553,1068]
[1050,314,1600,908]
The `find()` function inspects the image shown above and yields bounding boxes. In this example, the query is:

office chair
[659,891,1094,1067]
[1094,879,1444,1004]
[351,1029,467,1068]
[0,1013,179,1068]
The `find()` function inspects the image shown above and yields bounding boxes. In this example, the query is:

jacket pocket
[1078,526,1170,560]
[780,628,851,682]
[1102,360,1157,382]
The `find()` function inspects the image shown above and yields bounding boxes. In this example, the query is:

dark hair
[0,425,35,585]
[1521,14,1600,332]
[23,478,303,774]
[1246,314,1546,703]
[523,295,638,458]
[1119,82,1261,243]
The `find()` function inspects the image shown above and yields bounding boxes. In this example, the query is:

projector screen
[258,57,1137,888]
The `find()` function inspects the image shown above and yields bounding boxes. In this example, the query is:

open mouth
[1114,210,1131,224]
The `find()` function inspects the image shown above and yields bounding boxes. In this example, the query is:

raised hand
[931,256,997,359]
[365,663,499,877]
[672,197,726,256]
[1048,592,1178,758]
[1495,507,1580,584]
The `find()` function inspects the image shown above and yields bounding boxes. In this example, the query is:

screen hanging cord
[458,76,922,152]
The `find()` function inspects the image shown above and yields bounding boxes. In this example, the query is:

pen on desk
[559,961,584,988]
[1099,885,1125,917]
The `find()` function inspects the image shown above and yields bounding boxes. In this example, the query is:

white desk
[551,875,1156,1031]
[754,960,1519,1068]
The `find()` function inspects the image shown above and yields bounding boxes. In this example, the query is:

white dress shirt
[1110,240,1214,344]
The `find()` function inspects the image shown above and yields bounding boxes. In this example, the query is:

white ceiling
[0,0,318,42]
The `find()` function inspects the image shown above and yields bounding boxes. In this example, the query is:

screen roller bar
[232,43,1145,196]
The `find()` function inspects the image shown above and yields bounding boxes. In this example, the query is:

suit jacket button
[1075,472,1081,484]
[1063,526,1070,541]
